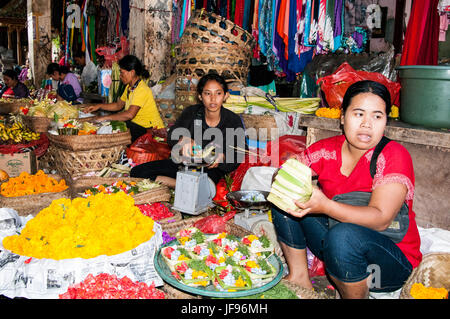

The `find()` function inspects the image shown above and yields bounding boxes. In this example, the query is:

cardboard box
[0,151,37,177]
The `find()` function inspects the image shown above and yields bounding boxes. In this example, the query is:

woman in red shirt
[271,80,421,298]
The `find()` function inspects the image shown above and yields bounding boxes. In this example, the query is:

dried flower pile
[0,170,68,197]
[2,192,155,260]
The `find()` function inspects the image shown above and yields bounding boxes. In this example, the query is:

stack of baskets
[45,130,131,180]
[175,10,255,110]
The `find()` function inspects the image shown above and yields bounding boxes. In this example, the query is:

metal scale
[172,159,216,215]
[226,190,271,231]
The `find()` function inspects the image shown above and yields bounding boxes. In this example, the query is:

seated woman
[130,73,246,187]
[271,80,422,298]
[46,63,83,103]
[83,55,164,142]
[0,69,29,99]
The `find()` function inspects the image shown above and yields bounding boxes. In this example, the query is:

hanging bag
[328,137,410,243]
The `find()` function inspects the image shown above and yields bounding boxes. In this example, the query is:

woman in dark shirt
[130,73,246,187]
[0,69,29,99]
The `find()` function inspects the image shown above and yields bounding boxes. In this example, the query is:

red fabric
[234,0,244,27]
[303,135,422,268]
[1,87,14,98]
[400,0,440,65]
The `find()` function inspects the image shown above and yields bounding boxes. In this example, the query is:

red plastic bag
[126,132,170,165]
[265,135,307,167]
[193,210,236,234]
[308,256,326,277]
[317,62,401,108]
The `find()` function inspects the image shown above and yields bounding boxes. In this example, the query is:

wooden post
[129,0,174,83]
[7,26,13,50]
[27,0,52,88]
[16,27,23,65]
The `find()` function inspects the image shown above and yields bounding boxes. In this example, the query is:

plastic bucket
[397,65,450,129]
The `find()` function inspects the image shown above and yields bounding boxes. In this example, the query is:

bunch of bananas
[0,121,40,144]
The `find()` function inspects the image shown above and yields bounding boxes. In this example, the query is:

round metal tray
[226,190,270,211]
[154,240,284,298]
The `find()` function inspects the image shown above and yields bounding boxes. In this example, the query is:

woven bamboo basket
[68,176,172,204]
[0,174,70,216]
[175,10,255,112]
[180,10,255,50]
[46,130,131,151]
[48,145,126,179]
[0,101,31,115]
[399,253,450,299]
[175,42,252,84]
[240,113,279,141]
[21,115,52,133]
[161,215,252,240]
[156,98,181,125]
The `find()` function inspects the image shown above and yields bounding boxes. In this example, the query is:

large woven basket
[0,174,70,216]
[180,10,255,50]
[240,114,279,141]
[175,42,252,84]
[0,101,32,115]
[400,253,450,299]
[175,10,255,111]
[46,130,131,151]
[68,176,172,204]
[48,145,126,179]
[21,115,52,133]
[156,98,181,126]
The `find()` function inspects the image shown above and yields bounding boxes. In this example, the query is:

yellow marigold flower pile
[315,107,341,119]
[410,283,448,299]
[2,192,155,260]
[0,170,68,197]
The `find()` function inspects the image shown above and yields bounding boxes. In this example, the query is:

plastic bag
[126,131,171,165]
[317,62,401,108]
[193,210,236,234]
[307,248,326,277]
[265,135,307,167]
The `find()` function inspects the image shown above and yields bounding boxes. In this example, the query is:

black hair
[46,63,70,75]
[342,80,391,115]
[196,73,229,95]
[118,55,149,78]
[2,69,18,81]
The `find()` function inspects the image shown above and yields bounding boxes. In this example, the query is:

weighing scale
[226,190,271,231]
[172,158,216,215]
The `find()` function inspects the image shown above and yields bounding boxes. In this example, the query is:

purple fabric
[60,72,83,102]
[61,73,82,98]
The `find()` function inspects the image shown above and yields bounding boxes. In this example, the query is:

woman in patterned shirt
[271,80,421,298]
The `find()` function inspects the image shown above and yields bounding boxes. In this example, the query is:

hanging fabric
[333,0,344,51]
[400,0,440,65]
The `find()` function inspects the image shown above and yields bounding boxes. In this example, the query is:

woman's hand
[83,104,101,113]
[179,136,195,157]
[207,153,225,169]
[286,187,330,218]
